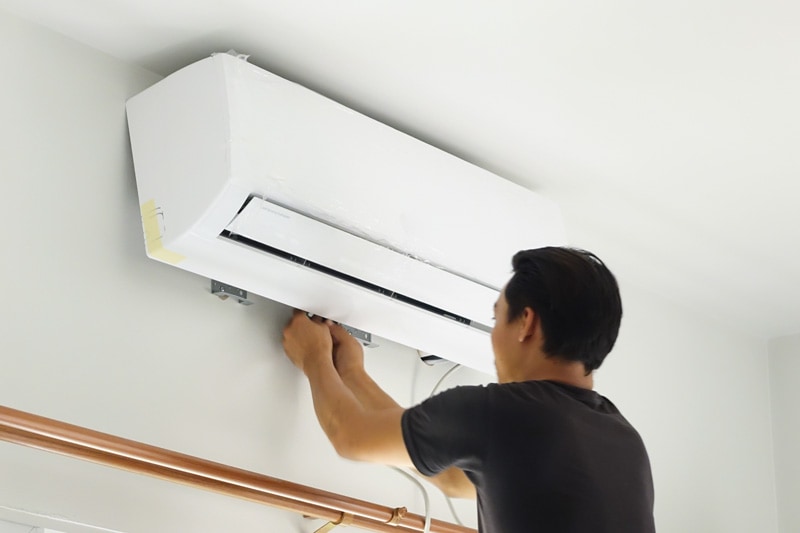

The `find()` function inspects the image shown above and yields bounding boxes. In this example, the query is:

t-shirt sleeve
[401,385,488,477]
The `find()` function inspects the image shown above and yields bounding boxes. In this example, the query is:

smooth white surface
[127,53,565,290]
[0,0,799,339]
[227,198,497,325]
[597,288,777,532]
[0,7,783,533]
[769,334,800,533]
[0,518,38,533]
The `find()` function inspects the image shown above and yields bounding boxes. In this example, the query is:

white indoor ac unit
[126,53,566,375]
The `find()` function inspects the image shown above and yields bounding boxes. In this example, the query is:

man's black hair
[504,247,622,373]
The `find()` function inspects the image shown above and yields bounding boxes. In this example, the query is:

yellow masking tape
[140,199,186,265]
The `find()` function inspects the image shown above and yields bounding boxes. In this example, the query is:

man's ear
[518,307,538,342]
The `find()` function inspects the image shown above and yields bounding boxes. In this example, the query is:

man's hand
[281,310,412,468]
[282,310,333,374]
[328,322,365,379]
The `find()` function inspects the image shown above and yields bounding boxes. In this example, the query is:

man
[282,247,655,532]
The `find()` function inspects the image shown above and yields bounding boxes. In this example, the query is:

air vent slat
[220,230,483,331]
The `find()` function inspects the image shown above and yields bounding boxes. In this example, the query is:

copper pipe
[0,405,474,533]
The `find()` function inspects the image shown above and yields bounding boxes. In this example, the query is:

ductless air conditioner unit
[126,53,565,375]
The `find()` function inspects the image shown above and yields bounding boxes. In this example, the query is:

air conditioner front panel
[163,229,497,376]
[221,56,566,290]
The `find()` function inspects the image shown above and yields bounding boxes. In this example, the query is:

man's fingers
[323,320,339,343]
[286,309,308,332]
[327,322,351,342]
[292,309,330,324]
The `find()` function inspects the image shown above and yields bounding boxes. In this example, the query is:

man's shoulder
[428,383,490,405]
[475,380,628,423]
[435,380,582,403]
[430,380,617,417]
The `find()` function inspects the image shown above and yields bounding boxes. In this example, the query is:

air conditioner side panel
[126,58,243,261]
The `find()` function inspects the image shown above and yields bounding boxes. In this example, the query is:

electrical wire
[0,505,125,532]
[428,363,465,526]
[391,361,466,530]
[443,495,465,527]
[429,363,462,397]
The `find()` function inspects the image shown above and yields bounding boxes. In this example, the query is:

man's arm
[282,310,411,465]
[304,360,412,463]
[336,357,476,499]
[282,311,476,499]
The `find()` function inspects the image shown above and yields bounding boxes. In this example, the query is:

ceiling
[3,0,798,340]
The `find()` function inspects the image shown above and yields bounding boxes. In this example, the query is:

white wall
[597,286,777,532]
[0,518,41,533]
[0,519,64,533]
[769,333,800,533]
[0,7,778,533]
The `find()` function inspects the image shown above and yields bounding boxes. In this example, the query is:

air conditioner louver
[221,196,494,335]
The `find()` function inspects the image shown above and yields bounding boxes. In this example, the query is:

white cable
[0,505,125,532]
[444,495,465,527]
[429,363,466,526]
[391,362,465,529]
[429,363,462,398]
[391,467,431,533]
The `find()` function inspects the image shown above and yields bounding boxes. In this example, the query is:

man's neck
[499,356,593,389]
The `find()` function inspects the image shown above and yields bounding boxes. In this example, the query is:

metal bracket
[341,324,379,349]
[305,314,380,349]
[211,280,253,305]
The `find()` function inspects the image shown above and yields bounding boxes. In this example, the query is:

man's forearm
[284,314,411,466]
[304,358,366,454]
[339,365,477,499]
[340,367,400,410]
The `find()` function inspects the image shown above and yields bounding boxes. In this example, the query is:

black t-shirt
[401,380,655,533]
